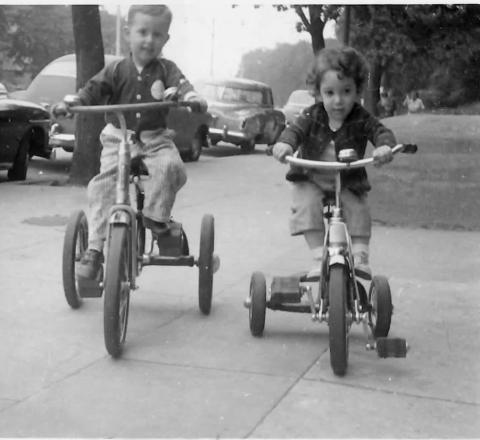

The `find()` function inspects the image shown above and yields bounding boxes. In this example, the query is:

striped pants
[87,123,187,251]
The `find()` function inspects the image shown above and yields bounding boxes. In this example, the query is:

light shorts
[289,180,371,239]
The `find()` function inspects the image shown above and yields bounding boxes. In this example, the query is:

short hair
[127,5,172,27]
[307,46,369,95]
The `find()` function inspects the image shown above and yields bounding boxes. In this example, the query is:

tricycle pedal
[376,337,408,358]
[156,221,187,257]
[77,277,103,298]
[270,276,302,303]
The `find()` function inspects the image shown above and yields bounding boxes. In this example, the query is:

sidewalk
[1,154,479,437]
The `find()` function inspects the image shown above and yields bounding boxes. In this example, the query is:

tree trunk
[342,6,351,46]
[365,58,382,115]
[69,5,105,186]
[309,6,325,55]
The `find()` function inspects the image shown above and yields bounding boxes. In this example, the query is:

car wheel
[8,134,30,181]
[240,139,255,154]
[189,136,202,162]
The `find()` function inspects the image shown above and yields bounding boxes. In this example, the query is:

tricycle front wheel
[328,265,349,376]
[104,225,131,358]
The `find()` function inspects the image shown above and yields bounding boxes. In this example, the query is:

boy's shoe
[304,265,322,282]
[144,216,171,236]
[353,251,372,280]
[77,249,104,280]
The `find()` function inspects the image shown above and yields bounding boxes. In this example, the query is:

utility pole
[210,17,215,78]
[115,5,121,56]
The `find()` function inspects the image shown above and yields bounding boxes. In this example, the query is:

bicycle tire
[328,264,349,376]
[104,225,130,358]
[62,210,88,309]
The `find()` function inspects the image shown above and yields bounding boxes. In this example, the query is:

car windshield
[288,90,314,105]
[202,84,266,105]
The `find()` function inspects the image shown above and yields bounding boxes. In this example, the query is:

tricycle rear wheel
[368,275,392,338]
[249,271,266,337]
[62,209,88,309]
[328,265,349,376]
[198,214,214,315]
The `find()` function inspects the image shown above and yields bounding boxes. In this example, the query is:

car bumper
[49,133,75,152]
[209,127,249,144]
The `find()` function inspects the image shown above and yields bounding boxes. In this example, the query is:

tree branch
[294,5,311,32]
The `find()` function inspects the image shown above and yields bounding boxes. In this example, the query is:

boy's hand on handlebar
[187,98,208,113]
[272,142,294,163]
[51,102,69,118]
[51,94,81,119]
[373,145,393,167]
[164,86,179,101]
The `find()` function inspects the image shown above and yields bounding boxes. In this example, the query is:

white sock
[352,242,369,256]
[311,246,324,262]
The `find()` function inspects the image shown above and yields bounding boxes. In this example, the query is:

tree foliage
[0,5,118,78]
[275,4,341,54]
[347,4,480,109]
[238,39,340,107]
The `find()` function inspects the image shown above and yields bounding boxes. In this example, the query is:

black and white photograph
[0,1,479,437]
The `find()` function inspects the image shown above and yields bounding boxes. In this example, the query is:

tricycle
[245,144,417,376]
[61,99,219,358]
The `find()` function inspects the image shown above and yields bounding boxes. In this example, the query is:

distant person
[376,89,396,118]
[271,46,397,280]
[0,82,7,99]
[403,90,425,113]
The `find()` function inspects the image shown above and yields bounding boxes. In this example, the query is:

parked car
[0,98,51,181]
[197,78,285,153]
[282,89,315,126]
[10,54,211,162]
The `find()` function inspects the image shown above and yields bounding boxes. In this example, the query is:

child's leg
[289,181,326,275]
[341,188,372,278]
[86,126,125,252]
[141,130,187,224]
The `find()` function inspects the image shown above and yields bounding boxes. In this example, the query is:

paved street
[0,144,479,437]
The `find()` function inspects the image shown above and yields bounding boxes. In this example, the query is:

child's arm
[75,62,116,106]
[364,112,396,167]
[162,60,207,112]
[272,106,314,163]
[277,106,313,150]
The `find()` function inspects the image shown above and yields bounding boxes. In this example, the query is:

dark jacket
[77,55,195,135]
[278,102,396,194]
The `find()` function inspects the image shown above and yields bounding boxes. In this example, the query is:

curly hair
[127,5,172,27]
[306,47,369,96]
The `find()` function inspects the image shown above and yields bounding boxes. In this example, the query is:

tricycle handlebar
[285,143,417,170]
[67,100,194,114]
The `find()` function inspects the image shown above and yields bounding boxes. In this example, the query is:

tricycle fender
[328,254,347,267]
[109,205,135,226]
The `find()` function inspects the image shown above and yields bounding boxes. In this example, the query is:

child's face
[125,12,170,67]
[319,69,359,125]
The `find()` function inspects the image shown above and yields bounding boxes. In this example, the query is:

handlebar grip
[401,144,418,154]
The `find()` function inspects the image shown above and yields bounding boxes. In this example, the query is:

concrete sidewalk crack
[119,356,305,380]
[242,352,324,438]
[303,377,480,407]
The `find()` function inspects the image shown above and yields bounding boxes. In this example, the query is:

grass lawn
[367,113,480,231]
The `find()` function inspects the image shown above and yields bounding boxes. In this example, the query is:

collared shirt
[279,102,396,193]
[77,55,197,134]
